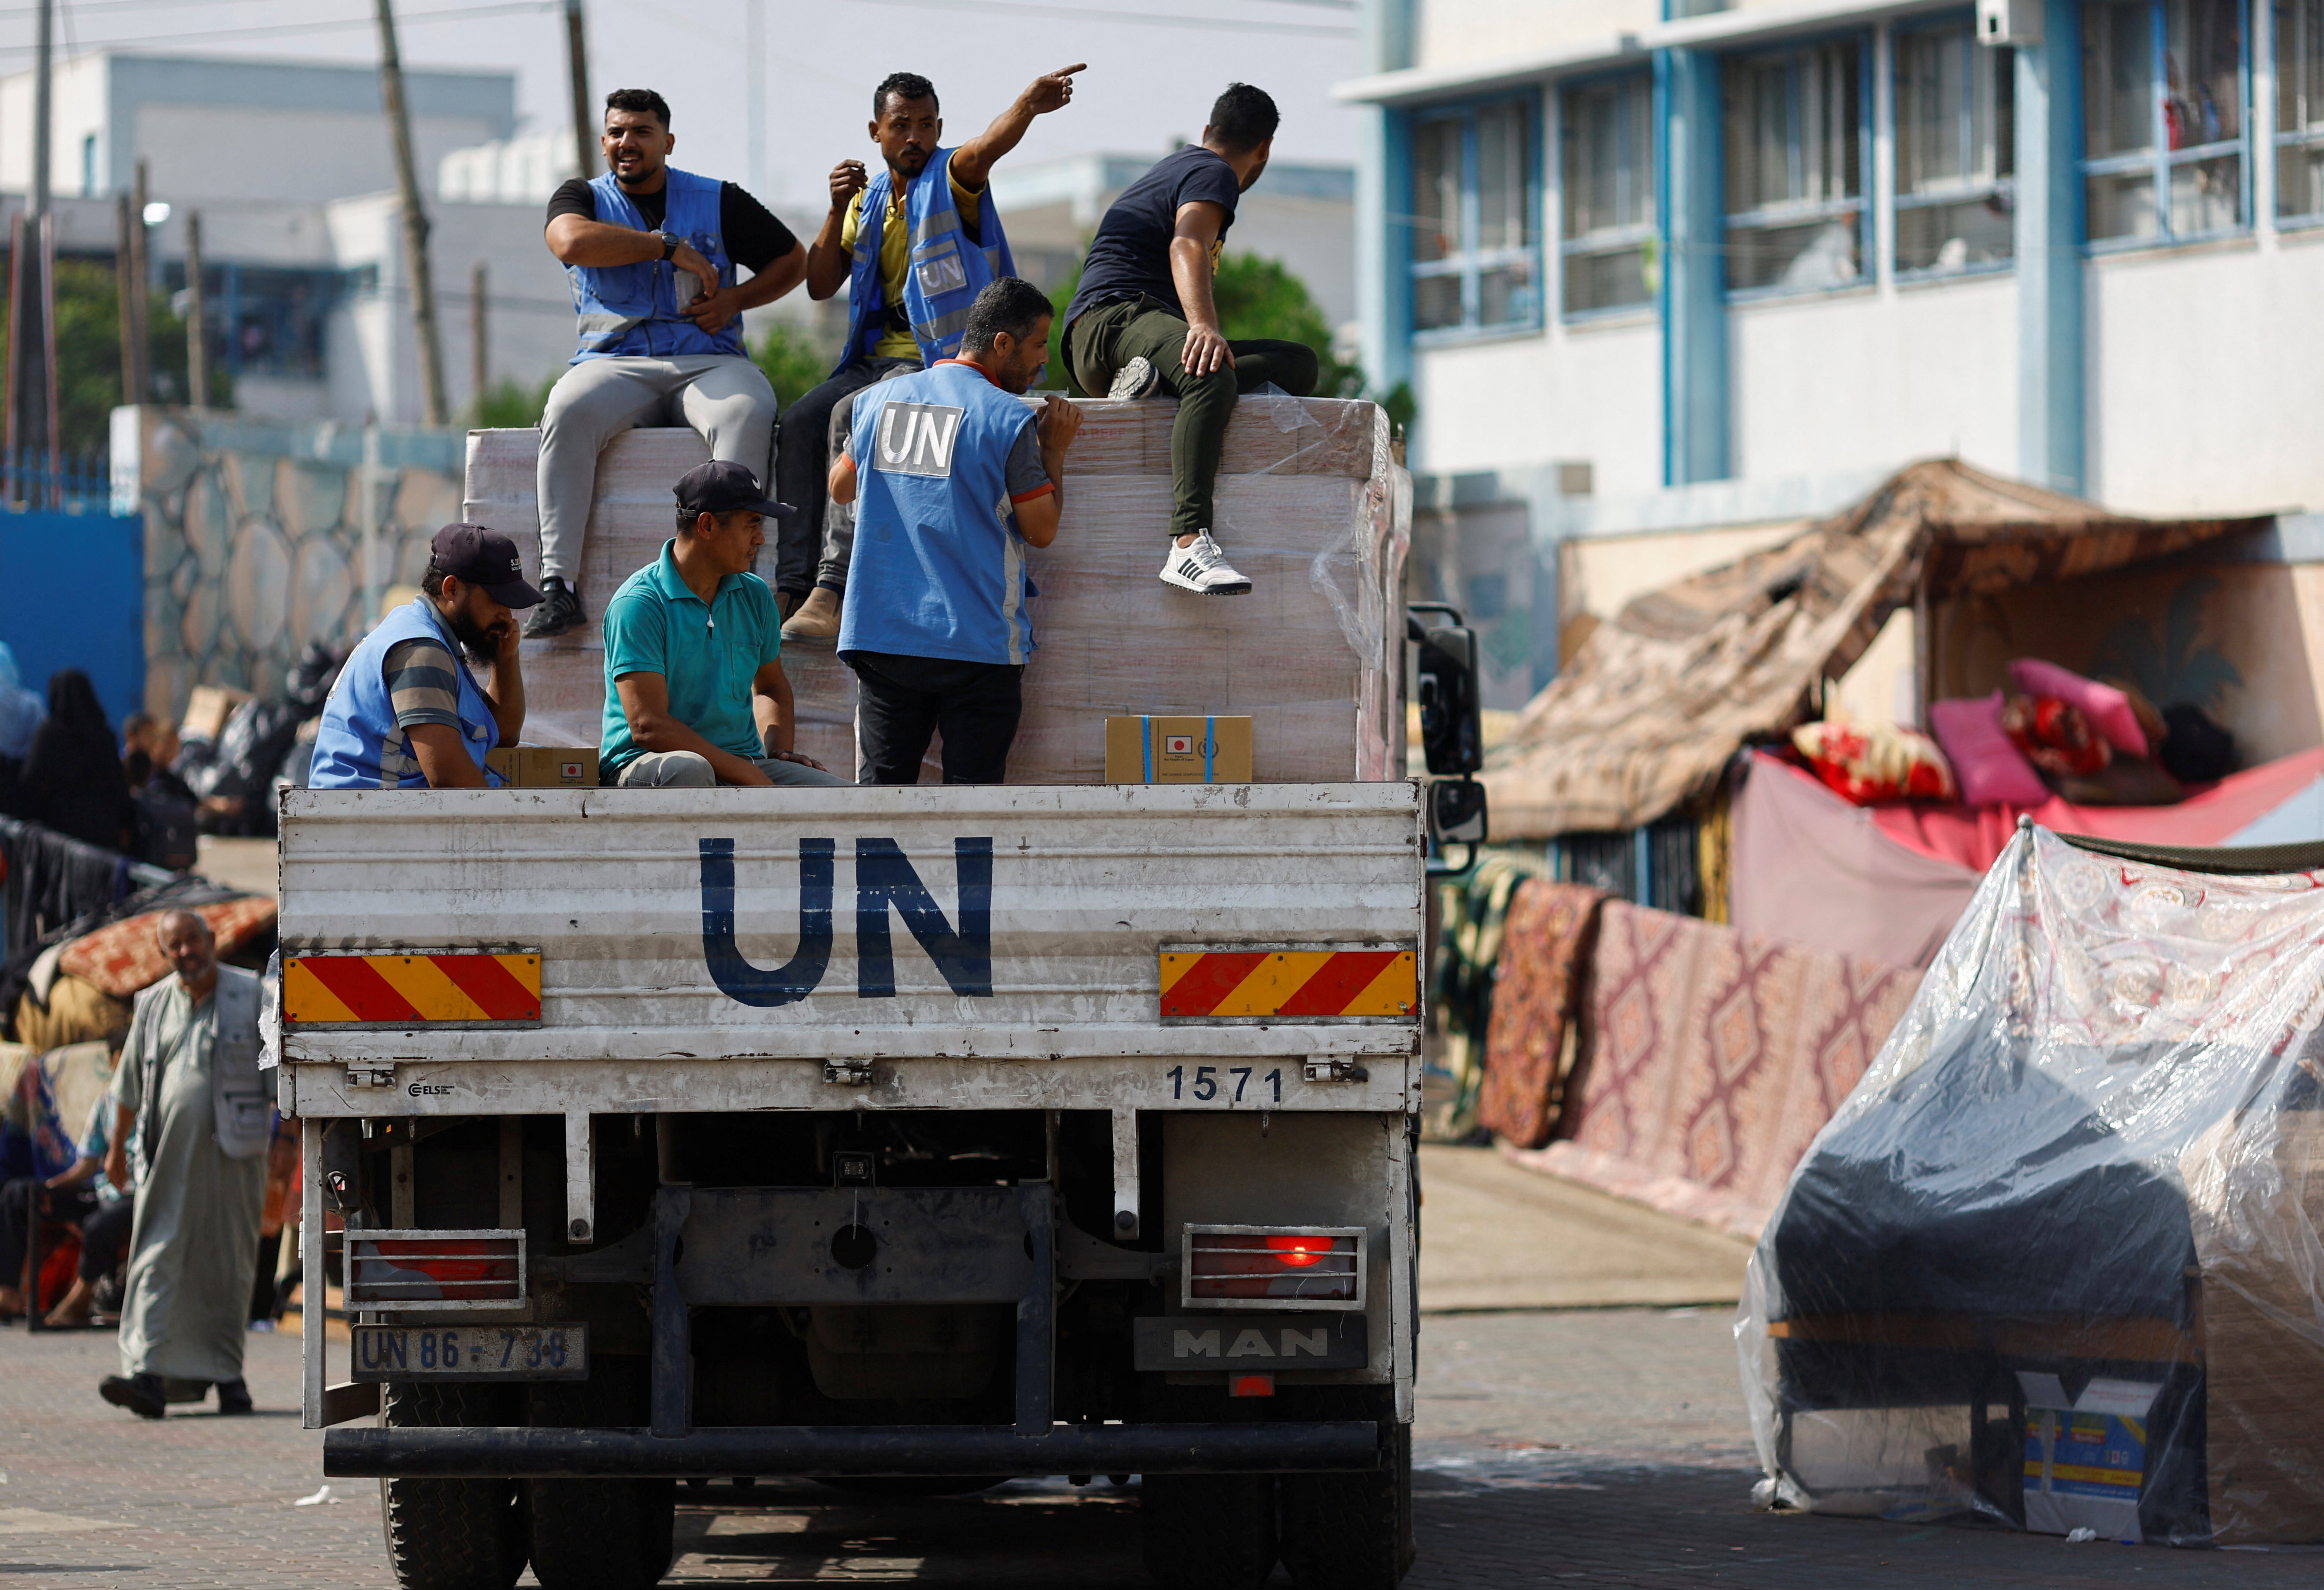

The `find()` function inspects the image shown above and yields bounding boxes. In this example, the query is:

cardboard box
[2017,1371,2162,1542]
[1104,716,1253,784]
[486,747,600,788]
[181,684,253,742]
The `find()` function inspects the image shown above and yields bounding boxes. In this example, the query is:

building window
[2082,0,2247,245]
[1410,97,1540,336]
[1894,22,2015,273]
[1723,38,1868,293]
[2278,0,2324,219]
[1560,72,1657,315]
[80,135,96,199]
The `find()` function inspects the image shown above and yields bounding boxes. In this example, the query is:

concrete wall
[124,407,462,716]
[1412,0,1657,69]
[1413,316,1661,493]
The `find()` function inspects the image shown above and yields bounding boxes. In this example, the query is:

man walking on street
[308,525,540,790]
[827,277,1081,784]
[529,88,810,638]
[776,64,1082,641]
[98,911,270,1418]
[1061,83,1317,597]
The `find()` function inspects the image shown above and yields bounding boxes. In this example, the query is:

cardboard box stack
[460,392,1406,785]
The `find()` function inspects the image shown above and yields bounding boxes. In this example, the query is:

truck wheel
[1280,1420,1415,1588]
[378,1382,527,1590]
[526,1479,676,1590]
[1141,1473,1276,1590]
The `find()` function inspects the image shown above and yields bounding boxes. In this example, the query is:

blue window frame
[2082,0,2249,246]
[1723,36,1871,294]
[2276,0,2324,220]
[1409,96,1542,336]
[1894,19,2016,274]
[1560,71,1658,317]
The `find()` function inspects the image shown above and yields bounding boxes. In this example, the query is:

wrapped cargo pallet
[1740,822,2324,1545]
[460,392,1407,783]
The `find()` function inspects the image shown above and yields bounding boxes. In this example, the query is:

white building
[1335,0,2324,708]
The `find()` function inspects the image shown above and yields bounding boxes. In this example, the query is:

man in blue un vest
[827,277,1083,784]
[309,525,540,789]
[774,64,1082,643]
[529,87,811,639]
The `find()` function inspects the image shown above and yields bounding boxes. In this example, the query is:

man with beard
[774,64,1081,642]
[308,525,540,789]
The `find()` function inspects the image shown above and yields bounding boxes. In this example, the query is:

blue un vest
[567,167,743,363]
[835,149,1016,377]
[838,361,1039,667]
[309,599,504,789]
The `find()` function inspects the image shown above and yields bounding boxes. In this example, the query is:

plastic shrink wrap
[1740,823,2324,1546]
[462,391,1408,782]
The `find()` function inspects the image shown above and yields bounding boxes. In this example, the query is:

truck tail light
[1182,1224,1366,1311]
[347,1229,526,1310]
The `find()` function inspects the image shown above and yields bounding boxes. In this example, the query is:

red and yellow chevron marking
[1160,949,1416,1020]
[283,954,541,1025]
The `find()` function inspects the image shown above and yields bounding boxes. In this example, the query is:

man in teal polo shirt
[600,461,849,788]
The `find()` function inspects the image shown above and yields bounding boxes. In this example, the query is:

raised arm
[948,64,1085,192]
[1170,200,1234,378]
[806,162,869,301]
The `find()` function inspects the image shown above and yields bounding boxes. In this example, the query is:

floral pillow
[1791,721,1959,805]
[2000,695,2112,780]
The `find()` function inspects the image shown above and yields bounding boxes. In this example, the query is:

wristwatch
[655,230,679,261]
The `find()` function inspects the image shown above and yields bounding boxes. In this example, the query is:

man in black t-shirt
[1062,83,1317,597]
[527,87,809,638]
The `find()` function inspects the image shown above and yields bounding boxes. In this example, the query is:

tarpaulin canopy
[1485,460,2271,839]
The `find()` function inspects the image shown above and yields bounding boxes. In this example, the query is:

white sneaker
[1160,531,1252,595]
[1108,356,1158,400]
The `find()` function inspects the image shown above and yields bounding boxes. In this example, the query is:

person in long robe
[99,910,271,1418]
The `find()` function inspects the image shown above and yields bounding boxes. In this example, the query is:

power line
[0,0,557,54]
[834,0,1353,38]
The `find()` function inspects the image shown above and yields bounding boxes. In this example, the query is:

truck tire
[378,1383,527,1590]
[1280,1420,1415,1589]
[1141,1473,1276,1590]
[526,1478,676,1590]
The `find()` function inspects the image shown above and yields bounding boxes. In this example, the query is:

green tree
[752,320,832,409]
[472,369,561,428]
[0,256,230,456]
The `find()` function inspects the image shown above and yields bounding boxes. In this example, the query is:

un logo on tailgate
[698,837,992,1007]
[874,401,964,478]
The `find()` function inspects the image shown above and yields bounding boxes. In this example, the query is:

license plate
[350,1323,588,1381]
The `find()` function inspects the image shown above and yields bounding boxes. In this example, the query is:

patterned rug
[1476,881,1607,1148]
[1511,901,1922,1237]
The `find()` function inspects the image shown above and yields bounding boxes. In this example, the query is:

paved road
[2,1299,2290,1586]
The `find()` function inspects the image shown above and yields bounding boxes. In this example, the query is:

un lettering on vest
[875,402,964,478]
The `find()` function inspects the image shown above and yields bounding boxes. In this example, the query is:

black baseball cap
[675,459,794,520]
[429,523,544,609]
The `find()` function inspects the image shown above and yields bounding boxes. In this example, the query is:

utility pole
[470,260,488,419]
[129,159,151,401]
[376,0,450,426]
[12,0,54,499]
[115,195,138,406]
[746,0,765,196]
[565,0,595,181]
[184,210,208,412]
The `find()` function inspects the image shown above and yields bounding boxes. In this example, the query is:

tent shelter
[1486,461,2270,841]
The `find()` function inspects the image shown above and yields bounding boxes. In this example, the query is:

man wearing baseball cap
[598,461,848,788]
[311,525,539,789]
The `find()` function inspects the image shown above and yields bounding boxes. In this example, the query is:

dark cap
[429,523,544,609]
[675,459,794,520]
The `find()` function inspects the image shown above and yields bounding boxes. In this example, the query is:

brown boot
[781,585,842,640]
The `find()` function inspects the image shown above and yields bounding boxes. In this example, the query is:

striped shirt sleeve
[383,637,463,731]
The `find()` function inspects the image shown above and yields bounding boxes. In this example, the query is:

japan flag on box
[1165,735,1194,755]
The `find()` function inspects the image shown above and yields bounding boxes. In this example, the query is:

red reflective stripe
[1274,951,1402,1017]
[429,955,539,1021]
[304,956,418,1022]
[1160,952,1268,1018]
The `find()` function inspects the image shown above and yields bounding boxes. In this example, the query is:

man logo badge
[1131,1313,1368,1371]
[875,401,965,478]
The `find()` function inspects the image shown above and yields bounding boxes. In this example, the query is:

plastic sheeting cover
[1740,823,2324,1545]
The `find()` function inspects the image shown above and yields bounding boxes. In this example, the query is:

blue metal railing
[0,449,119,514]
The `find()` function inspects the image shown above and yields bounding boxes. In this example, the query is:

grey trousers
[612,750,847,788]
[770,356,920,600]
[536,354,779,586]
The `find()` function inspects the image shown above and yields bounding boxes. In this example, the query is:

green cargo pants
[1063,294,1320,543]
